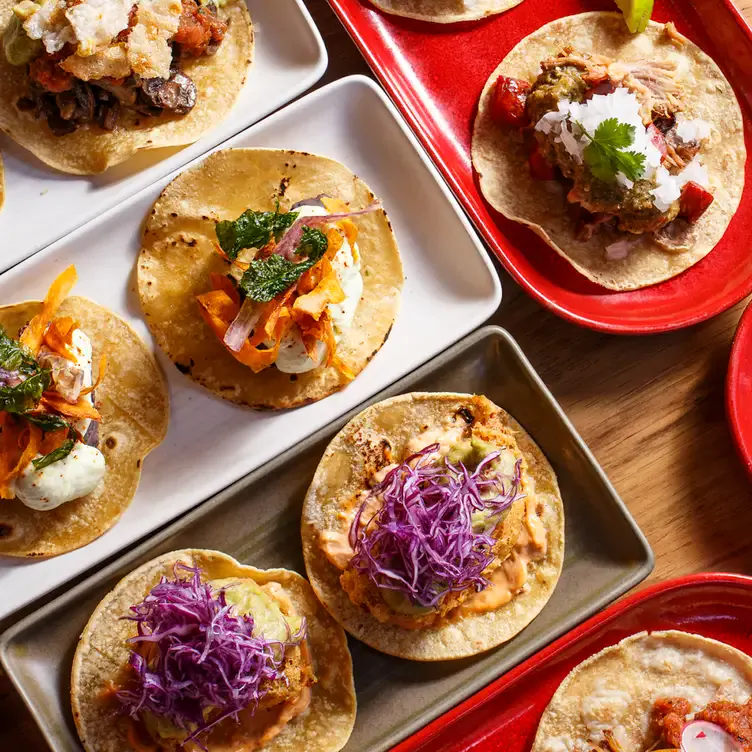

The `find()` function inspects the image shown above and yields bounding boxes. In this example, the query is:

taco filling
[319,406,548,630]
[489,35,716,256]
[2,0,229,136]
[197,195,381,380]
[0,265,108,510]
[113,563,315,751]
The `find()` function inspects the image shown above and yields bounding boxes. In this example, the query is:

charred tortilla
[472,12,745,290]
[0,295,168,557]
[0,0,253,174]
[532,631,752,752]
[137,148,404,410]
[71,549,357,752]
[366,0,522,23]
[301,392,564,661]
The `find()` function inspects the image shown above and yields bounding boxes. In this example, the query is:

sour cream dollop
[269,203,364,374]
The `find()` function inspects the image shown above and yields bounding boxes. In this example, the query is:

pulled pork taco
[366,0,522,24]
[301,393,564,661]
[0,0,253,174]
[532,630,752,752]
[71,549,357,752]
[472,12,745,290]
[138,148,404,410]
[0,265,169,557]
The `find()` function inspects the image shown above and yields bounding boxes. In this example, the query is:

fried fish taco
[0,0,253,174]
[532,630,752,752]
[301,393,564,661]
[138,148,404,410]
[72,549,357,752]
[472,12,745,290]
[366,0,523,24]
[0,265,168,557]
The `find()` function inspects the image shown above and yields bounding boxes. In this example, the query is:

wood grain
[2,0,751,748]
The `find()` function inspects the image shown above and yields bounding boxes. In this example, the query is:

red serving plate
[727,301,752,480]
[392,573,752,751]
[327,0,752,333]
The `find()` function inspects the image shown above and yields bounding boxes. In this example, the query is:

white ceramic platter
[0,0,327,274]
[0,75,502,619]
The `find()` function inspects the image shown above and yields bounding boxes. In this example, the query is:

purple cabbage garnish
[349,444,525,609]
[117,564,306,747]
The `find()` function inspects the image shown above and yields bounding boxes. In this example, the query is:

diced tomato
[528,142,556,181]
[28,56,73,93]
[584,81,617,100]
[647,123,668,158]
[174,0,227,57]
[680,181,714,224]
[489,75,531,128]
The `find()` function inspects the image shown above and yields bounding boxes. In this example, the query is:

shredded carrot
[40,392,101,421]
[332,356,356,381]
[247,287,296,348]
[40,427,69,455]
[321,197,351,214]
[210,272,240,307]
[20,266,77,355]
[196,291,279,373]
[80,353,107,397]
[42,316,79,361]
[0,423,42,498]
[293,271,345,322]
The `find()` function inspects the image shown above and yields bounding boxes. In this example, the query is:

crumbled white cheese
[22,0,76,54]
[581,679,632,740]
[60,42,131,80]
[127,0,182,79]
[65,0,133,56]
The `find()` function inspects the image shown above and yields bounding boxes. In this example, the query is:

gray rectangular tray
[0,326,653,752]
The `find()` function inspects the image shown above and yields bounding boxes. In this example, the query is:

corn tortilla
[366,0,522,23]
[471,12,746,290]
[0,295,169,557]
[137,148,404,410]
[0,0,253,174]
[71,549,357,752]
[532,631,752,752]
[301,392,565,661]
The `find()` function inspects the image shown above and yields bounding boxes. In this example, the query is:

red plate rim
[727,299,752,480]
[327,0,752,335]
[392,572,752,751]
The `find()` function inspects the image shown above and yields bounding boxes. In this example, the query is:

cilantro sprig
[581,118,646,184]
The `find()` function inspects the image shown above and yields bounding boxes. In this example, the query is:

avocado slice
[447,437,498,467]
[3,14,42,66]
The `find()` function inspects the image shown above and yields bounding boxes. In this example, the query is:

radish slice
[682,721,742,752]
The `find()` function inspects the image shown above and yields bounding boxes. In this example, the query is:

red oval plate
[727,300,752,479]
[392,573,752,752]
[327,0,752,333]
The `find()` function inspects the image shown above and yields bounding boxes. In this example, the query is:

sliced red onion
[682,720,743,752]
[0,367,22,388]
[274,201,383,260]
[223,297,262,352]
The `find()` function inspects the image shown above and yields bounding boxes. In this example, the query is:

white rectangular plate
[0,0,327,274]
[0,75,502,620]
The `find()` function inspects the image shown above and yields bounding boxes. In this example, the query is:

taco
[0,0,253,174]
[366,0,522,24]
[531,630,752,752]
[0,265,169,557]
[138,148,404,410]
[71,549,357,752]
[301,392,564,661]
[472,12,745,290]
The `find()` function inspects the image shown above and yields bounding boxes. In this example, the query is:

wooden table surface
[3,0,752,747]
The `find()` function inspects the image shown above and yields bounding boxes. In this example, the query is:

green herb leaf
[0,326,38,377]
[238,226,330,303]
[24,412,69,432]
[0,369,50,414]
[582,118,646,183]
[33,438,75,471]
[215,208,299,260]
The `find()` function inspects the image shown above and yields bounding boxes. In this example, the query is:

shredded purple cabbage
[349,444,525,608]
[117,564,306,746]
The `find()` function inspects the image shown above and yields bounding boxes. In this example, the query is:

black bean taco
[0,0,253,173]
[301,393,565,661]
[366,0,522,24]
[472,12,745,290]
[137,148,404,410]
[71,549,357,752]
[0,265,168,557]
[532,631,752,752]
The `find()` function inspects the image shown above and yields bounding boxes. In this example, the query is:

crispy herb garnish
[238,227,329,303]
[215,207,299,260]
[24,412,69,432]
[33,438,75,470]
[0,370,50,414]
[0,327,39,378]
[582,118,646,183]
